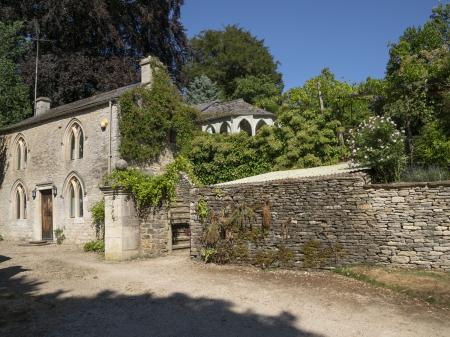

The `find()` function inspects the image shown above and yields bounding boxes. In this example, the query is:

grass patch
[334,265,450,309]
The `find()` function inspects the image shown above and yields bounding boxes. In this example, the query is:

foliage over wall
[104,156,196,210]
[349,116,407,183]
[186,132,271,185]
[118,60,198,165]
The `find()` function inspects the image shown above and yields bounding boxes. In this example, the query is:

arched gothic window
[68,123,84,160]
[14,184,27,219]
[15,137,27,170]
[68,177,83,218]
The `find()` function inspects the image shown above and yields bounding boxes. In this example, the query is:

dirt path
[1,242,449,337]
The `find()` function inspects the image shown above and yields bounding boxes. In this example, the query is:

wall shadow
[0,256,324,337]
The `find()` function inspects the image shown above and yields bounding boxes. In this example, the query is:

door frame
[35,183,55,241]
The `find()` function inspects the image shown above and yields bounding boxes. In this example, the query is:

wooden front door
[41,190,53,240]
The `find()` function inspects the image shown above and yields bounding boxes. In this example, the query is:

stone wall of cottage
[190,174,450,271]
[0,103,121,243]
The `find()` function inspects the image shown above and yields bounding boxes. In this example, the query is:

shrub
[90,199,105,240]
[200,247,217,263]
[401,165,450,182]
[349,116,407,182]
[83,240,105,253]
[414,122,450,168]
[54,228,66,245]
[186,132,271,185]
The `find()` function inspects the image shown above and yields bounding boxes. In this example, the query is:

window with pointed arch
[15,137,28,170]
[68,123,84,160]
[14,184,27,219]
[68,177,83,218]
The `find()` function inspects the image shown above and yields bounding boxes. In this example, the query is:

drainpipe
[108,100,113,173]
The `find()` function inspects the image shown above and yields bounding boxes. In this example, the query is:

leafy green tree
[0,0,188,106]
[183,25,282,98]
[255,69,372,170]
[232,75,282,112]
[384,3,449,162]
[415,121,450,167]
[185,75,223,104]
[0,21,31,127]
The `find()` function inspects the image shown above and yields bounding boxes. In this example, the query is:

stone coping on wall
[364,180,450,189]
[207,172,368,189]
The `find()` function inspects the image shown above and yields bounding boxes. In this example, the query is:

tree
[184,75,223,104]
[0,21,31,127]
[0,0,188,106]
[183,25,282,98]
[254,69,372,170]
[232,75,282,112]
[384,3,449,162]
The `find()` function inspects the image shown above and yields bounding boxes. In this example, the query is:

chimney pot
[35,97,51,116]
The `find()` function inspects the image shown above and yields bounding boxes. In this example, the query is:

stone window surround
[63,172,86,219]
[11,180,27,220]
[64,119,85,161]
[12,134,28,170]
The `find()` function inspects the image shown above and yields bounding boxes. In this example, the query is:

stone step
[172,243,190,250]
[173,235,190,242]
[171,214,190,220]
[170,206,191,213]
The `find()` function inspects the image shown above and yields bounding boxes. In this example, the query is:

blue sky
[182,0,446,90]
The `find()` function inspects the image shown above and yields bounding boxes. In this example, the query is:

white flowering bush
[349,116,406,182]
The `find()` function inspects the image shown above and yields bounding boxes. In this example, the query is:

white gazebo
[196,99,275,136]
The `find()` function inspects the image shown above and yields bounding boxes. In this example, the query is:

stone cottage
[0,56,273,245]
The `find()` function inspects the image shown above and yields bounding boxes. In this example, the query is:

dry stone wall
[190,174,450,271]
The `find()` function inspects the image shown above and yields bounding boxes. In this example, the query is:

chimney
[139,56,163,87]
[35,97,51,116]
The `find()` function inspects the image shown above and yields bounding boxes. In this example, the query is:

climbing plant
[90,199,105,240]
[104,156,196,211]
[118,60,198,166]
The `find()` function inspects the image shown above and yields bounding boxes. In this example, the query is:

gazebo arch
[238,119,252,136]
[220,122,231,134]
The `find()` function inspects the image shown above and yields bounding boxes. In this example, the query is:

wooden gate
[41,190,53,240]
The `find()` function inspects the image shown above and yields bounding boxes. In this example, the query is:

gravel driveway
[0,241,449,337]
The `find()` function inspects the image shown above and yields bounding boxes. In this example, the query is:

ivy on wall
[104,156,197,210]
[118,60,198,165]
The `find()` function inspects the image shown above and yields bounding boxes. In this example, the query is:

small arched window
[205,125,216,134]
[220,122,231,134]
[68,123,84,160]
[238,119,252,136]
[15,137,27,170]
[255,120,268,134]
[14,184,27,219]
[68,177,83,218]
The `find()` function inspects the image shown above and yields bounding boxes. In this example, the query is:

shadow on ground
[0,255,323,337]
